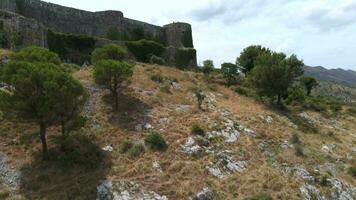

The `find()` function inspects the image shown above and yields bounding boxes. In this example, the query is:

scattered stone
[170,82,181,90]
[280,141,292,149]
[0,153,21,190]
[207,166,224,179]
[152,160,163,173]
[97,180,168,200]
[259,115,273,124]
[195,187,213,200]
[300,184,325,200]
[207,151,247,179]
[175,105,191,113]
[180,137,203,156]
[102,145,114,152]
[299,112,319,125]
[321,144,336,154]
[329,178,356,200]
[294,166,314,182]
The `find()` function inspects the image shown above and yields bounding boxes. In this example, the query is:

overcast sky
[44,0,356,70]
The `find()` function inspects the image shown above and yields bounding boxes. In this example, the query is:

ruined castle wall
[0,0,16,13]
[164,22,193,48]
[0,11,47,48]
[14,0,124,38]
[123,18,165,42]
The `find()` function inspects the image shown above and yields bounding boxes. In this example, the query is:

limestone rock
[300,184,325,200]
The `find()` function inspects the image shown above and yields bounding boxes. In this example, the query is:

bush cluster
[191,123,205,136]
[126,39,165,63]
[149,55,165,65]
[47,30,96,65]
[145,132,167,151]
[176,48,196,69]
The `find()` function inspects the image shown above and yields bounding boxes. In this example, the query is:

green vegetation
[194,89,206,110]
[221,62,239,86]
[91,44,127,64]
[300,76,318,96]
[145,132,167,151]
[128,143,145,158]
[127,39,165,62]
[348,166,356,178]
[202,60,214,75]
[191,123,205,136]
[93,60,133,110]
[237,45,271,75]
[149,55,165,65]
[181,27,193,48]
[16,0,25,14]
[47,30,96,65]
[1,47,87,160]
[247,52,304,104]
[247,193,273,200]
[176,48,196,69]
[120,140,134,153]
[57,134,105,169]
[10,46,60,64]
[294,144,304,157]
[106,26,125,41]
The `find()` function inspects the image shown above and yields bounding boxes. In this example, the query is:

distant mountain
[304,66,356,88]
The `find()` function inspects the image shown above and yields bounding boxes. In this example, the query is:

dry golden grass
[1,62,355,199]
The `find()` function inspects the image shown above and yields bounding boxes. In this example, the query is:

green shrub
[289,115,318,134]
[328,100,342,113]
[126,39,165,62]
[181,27,193,48]
[348,166,356,178]
[151,74,165,84]
[128,144,145,158]
[106,26,126,41]
[286,84,306,104]
[294,144,304,157]
[194,89,206,109]
[47,30,96,65]
[159,84,171,94]
[0,189,10,199]
[149,55,165,65]
[91,44,128,64]
[120,140,134,153]
[290,133,301,144]
[145,132,167,151]
[57,134,105,169]
[60,63,81,72]
[320,175,329,186]
[303,98,328,112]
[16,0,25,14]
[347,107,356,116]
[235,87,249,96]
[191,123,205,136]
[247,193,273,200]
[176,48,196,69]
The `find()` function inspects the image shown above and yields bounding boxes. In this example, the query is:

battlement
[0,0,193,49]
[0,0,196,67]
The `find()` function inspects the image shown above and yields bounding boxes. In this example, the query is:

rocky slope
[0,63,355,200]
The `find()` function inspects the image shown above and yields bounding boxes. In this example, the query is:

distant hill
[304,66,356,88]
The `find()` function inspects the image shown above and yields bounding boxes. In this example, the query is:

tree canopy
[221,62,239,86]
[237,45,271,75]
[300,76,318,96]
[91,44,128,64]
[247,51,304,104]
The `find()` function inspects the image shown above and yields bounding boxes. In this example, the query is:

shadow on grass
[19,134,112,200]
[104,91,152,130]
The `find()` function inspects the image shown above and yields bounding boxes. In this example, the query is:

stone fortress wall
[0,0,192,49]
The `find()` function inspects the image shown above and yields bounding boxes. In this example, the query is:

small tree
[91,44,127,64]
[300,76,318,96]
[247,51,304,104]
[237,45,271,75]
[221,62,239,86]
[51,75,88,136]
[94,60,133,110]
[195,89,206,110]
[202,60,214,75]
[1,47,88,160]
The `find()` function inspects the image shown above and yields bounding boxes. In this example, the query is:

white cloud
[43,0,356,70]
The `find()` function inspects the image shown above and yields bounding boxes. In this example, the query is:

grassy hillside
[0,62,355,199]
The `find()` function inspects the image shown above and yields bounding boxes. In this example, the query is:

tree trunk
[113,76,119,111]
[61,121,65,136]
[277,94,281,105]
[39,123,49,160]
